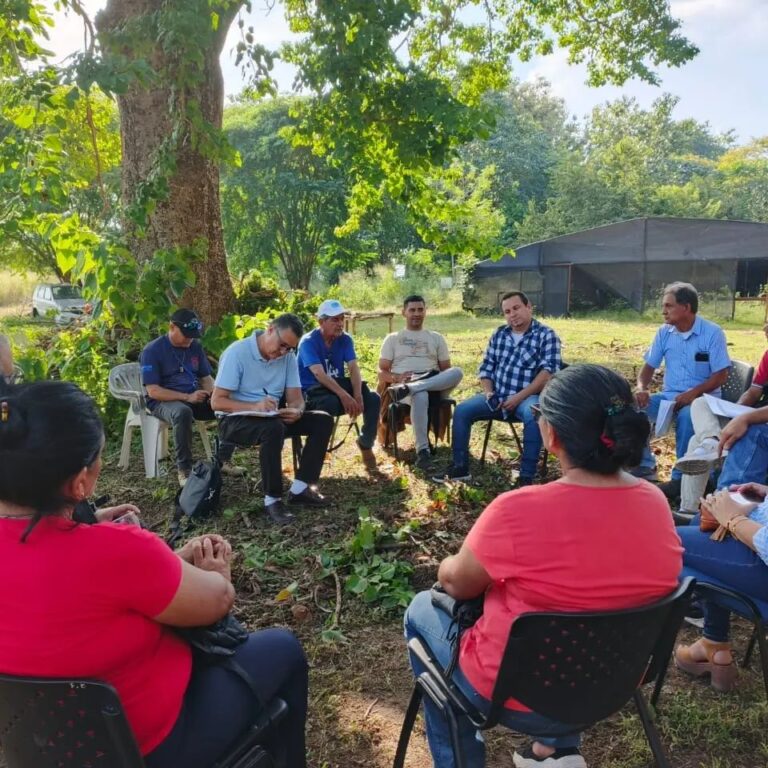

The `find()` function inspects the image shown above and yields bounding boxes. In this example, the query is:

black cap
[170,308,203,338]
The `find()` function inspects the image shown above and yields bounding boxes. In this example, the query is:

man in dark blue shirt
[140,309,241,486]
[297,300,380,471]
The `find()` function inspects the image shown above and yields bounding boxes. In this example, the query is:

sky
[46,0,767,143]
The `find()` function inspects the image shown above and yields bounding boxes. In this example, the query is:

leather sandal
[675,639,737,692]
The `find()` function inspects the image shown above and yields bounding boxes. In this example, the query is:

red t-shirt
[460,481,683,709]
[0,516,191,754]
[752,350,768,387]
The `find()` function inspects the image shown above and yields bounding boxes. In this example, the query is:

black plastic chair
[393,578,695,768]
[0,675,288,768]
[479,419,549,477]
[679,577,768,700]
[721,359,754,404]
[386,397,456,460]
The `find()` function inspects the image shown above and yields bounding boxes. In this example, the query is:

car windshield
[51,285,82,300]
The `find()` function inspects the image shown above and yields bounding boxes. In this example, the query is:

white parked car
[32,284,92,325]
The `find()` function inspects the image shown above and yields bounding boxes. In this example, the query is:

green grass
[6,309,768,768]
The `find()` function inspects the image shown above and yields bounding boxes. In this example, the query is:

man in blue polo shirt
[211,313,334,525]
[140,309,238,487]
[633,282,731,499]
[433,290,561,485]
[297,299,380,471]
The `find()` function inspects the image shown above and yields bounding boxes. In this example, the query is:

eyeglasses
[275,327,297,353]
[531,404,542,423]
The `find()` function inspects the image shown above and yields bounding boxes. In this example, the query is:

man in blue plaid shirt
[434,291,561,485]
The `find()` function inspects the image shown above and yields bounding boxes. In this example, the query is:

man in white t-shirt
[378,295,463,470]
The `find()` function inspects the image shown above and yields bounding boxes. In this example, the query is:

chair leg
[140,415,164,478]
[197,422,213,461]
[751,619,768,700]
[744,625,758,668]
[479,420,493,468]
[393,687,422,768]
[118,410,133,470]
[634,690,671,768]
[650,652,673,711]
[389,405,400,461]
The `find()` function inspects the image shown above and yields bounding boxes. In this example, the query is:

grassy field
[5,309,768,767]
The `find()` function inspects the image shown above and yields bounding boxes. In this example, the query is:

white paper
[703,393,754,420]
[217,410,279,418]
[655,399,675,437]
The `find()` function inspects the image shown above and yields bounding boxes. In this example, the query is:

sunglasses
[531,404,542,423]
[275,327,297,353]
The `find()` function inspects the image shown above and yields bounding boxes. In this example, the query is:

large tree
[5,0,698,323]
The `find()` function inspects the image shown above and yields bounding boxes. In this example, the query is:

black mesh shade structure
[393,578,695,768]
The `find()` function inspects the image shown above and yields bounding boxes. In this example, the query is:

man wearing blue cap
[140,309,243,486]
[297,299,380,471]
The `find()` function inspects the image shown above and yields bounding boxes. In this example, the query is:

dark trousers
[145,629,308,768]
[150,400,215,471]
[218,411,333,497]
[304,379,380,449]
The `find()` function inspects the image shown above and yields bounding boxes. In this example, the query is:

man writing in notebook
[212,313,334,525]
[632,282,730,499]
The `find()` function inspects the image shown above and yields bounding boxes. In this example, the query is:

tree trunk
[95,0,239,325]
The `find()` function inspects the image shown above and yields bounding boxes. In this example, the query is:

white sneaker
[178,469,190,488]
[674,439,724,475]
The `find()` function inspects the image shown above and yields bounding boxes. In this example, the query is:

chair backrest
[0,675,145,768]
[487,578,694,727]
[721,360,754,404]
[108,363,147,413]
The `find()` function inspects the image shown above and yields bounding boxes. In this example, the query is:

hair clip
[600,434,615,450]
[0,401,8,422]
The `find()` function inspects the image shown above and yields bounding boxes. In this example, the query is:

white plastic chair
[108,363,212,478]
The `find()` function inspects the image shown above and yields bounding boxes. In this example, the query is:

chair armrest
[407,636,484,726]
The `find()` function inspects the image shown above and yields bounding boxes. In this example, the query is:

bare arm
[348,359,363,401]
[153,559,235,627]
[635,363,655,408]
[740,385,763,407]
[379,358,409,386]
[200,375,214,393]
[501,369,552,411]
[437,543,492,601]
[675,368,730,409]
[211,386,277,413]
[309,363,352,401]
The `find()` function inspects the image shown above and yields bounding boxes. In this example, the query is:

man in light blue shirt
[211,313,334,525]
[633,282,731,498]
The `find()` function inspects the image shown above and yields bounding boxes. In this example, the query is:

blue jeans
[403,591,579,768]
[716,423,768,491]
[679,520,768,642]
[451,394,542,478]
[637,393,694,480]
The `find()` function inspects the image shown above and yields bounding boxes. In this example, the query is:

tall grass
[0,271,38,311]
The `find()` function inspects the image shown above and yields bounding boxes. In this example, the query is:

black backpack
[167,449,223,547]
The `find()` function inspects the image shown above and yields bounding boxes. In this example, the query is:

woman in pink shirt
[0,381,308,767]
[405,364,683,768]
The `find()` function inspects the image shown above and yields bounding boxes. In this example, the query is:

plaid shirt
[478,318,561,398]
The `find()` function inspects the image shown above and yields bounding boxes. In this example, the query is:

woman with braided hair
[404,364,683,768]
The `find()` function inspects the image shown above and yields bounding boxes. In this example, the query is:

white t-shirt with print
[379,329,450,375]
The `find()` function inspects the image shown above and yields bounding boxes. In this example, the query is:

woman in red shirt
[0,381,308,767]
[405,364,683,768]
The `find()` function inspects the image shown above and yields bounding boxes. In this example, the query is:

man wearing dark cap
[140,309,243,486]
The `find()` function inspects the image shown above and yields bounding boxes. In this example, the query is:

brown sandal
[675,640,737,692]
